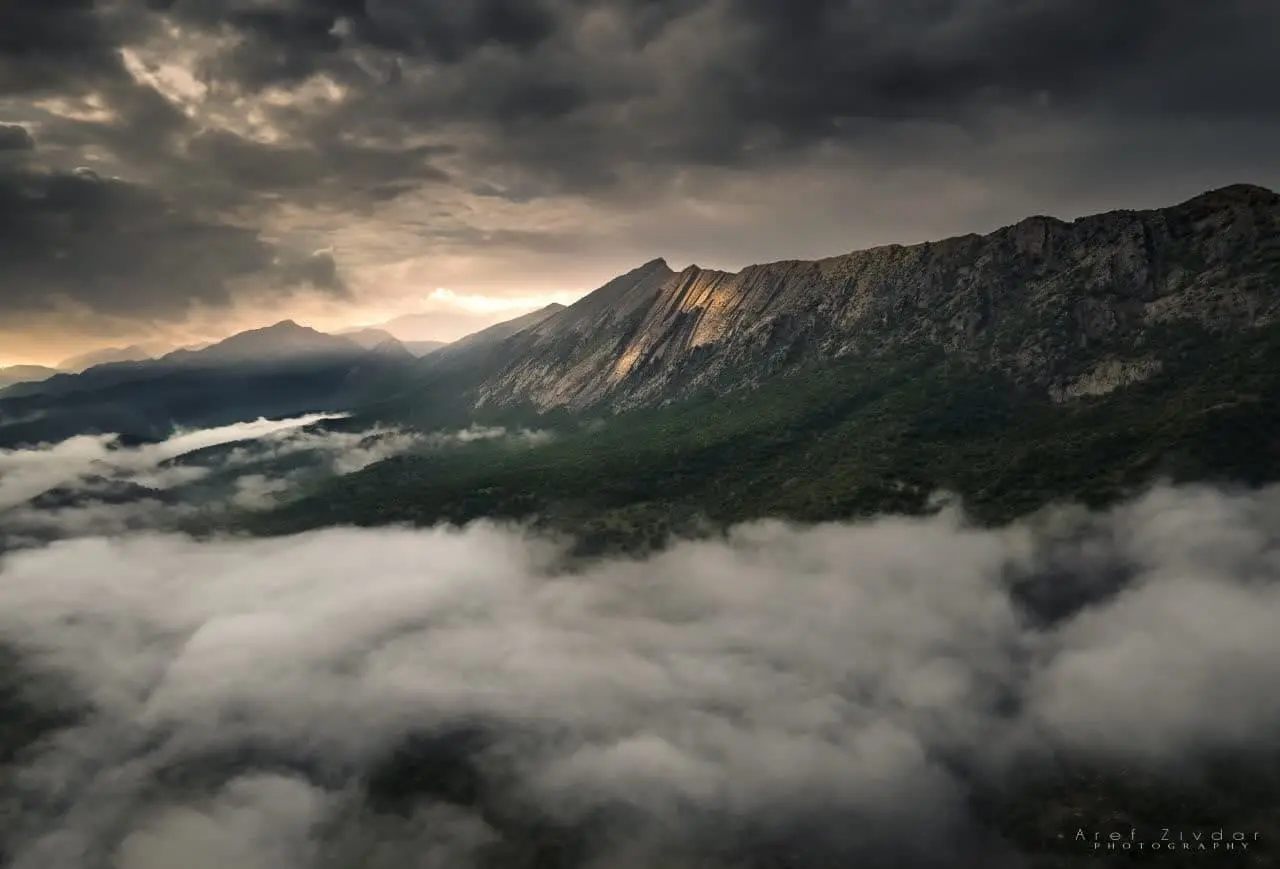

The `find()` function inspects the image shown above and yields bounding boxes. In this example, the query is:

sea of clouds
[0,478,1278,867]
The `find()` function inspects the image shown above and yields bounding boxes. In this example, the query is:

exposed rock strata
[471,184,1280,411]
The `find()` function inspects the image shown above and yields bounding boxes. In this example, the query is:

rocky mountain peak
[1180,183,1278,208]
[369,337,415,360]
[183,320,361,365]
[469,184,1280,414]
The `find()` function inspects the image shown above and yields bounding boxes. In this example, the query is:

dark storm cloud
[126,0,1280,185]
[722,0,1234,124]
[6,1,1279,203]
[275,248,345,291]
[196,0,561,84]
[179,129,452,205]
[0,124,36,151]
[0,162,350,321]
[0,0,154,95]
[0,9,360,328]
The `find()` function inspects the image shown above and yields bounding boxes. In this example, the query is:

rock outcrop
[471,184,1280,411]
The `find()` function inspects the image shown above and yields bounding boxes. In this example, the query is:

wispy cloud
[210,423,554,509]
[0,482,1277,867]
[0,418,557,551]
[0,413,344,511]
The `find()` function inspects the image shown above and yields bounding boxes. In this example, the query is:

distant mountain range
[0,364,60,389]
[165,319,363,366]
[0,303,562,399]
[338,327,401,350]
[0,307,565,447]
[371,307,562,344]
[58,344,152,373]
[1,345,160,389]
[0,321,384,446]
[338,327,448,357]
[344,303,567,350]
[403,339,448,356]
[1,301,566,395]
[443,304,566,351]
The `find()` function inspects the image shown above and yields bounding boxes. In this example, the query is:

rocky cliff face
[476,184,1280,412]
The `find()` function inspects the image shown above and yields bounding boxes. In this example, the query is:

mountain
[341,327,445,356]
[402,340,447,356]
[443,303,567,352]
[58,344,151,372]
[351,184,1279,430]
[461,185,1280,413]
[10,321,366,399]
[339,327,400,350]
[337,337,419,394]
[393,302,569,376]
[0,364,59,388]
[264,184,1280,547]
[327,303,579,431]
[166,320,362,366]
[0,321,417,448]
[372,336,415,359]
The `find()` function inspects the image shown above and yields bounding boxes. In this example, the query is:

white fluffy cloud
[1,483,1278,867]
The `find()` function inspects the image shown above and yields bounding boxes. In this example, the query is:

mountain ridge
[338,326,400,350]
[58,344,152,372]
[160,319,362,365]
[0,364,60,388]
[0,321,405,447]
[433,303,568,357]
[452,183,1279,414]
[0,305,591,447]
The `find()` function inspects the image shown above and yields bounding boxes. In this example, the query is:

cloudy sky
[3,1,1279,365]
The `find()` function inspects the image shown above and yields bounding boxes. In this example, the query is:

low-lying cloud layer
[0,413,343,512]
[0,417,555,548]
[213,422,549,510]
[1,483,1277,867]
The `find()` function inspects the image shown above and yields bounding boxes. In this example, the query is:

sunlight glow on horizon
[422,287,582,314]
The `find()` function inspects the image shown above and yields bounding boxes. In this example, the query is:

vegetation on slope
[252,321,1280,555]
